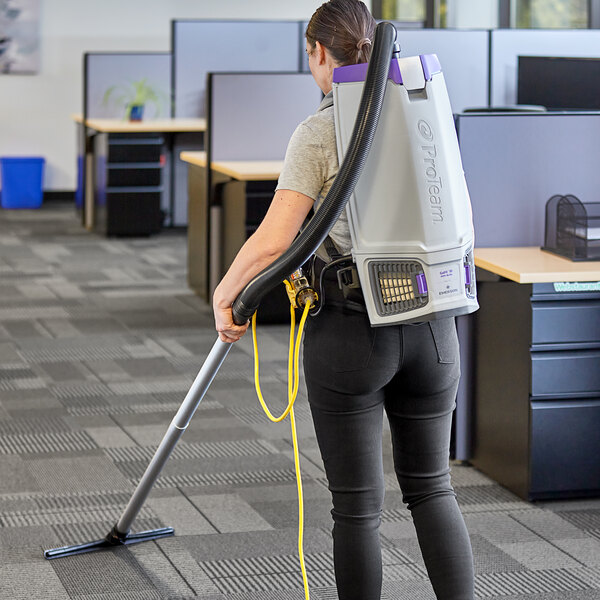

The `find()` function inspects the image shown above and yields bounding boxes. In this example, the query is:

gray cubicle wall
[456,112,600,247]
[85,53,171,119]
[170,20,302,225]
[490,30,600,107]
[392,29,489,113]
[302,27,489,113]
[172,20,303,119]
[208,72,322,161]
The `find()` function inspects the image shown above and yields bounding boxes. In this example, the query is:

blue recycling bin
[0,157,45,209]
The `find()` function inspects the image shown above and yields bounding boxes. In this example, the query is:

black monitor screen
[517,56,600,110]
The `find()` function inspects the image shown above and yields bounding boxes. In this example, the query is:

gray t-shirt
[276,91,351,261]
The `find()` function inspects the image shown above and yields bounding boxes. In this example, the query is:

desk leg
[84,152,94,230]
[209,205,222,299]
[206,179,248,300]
[163,131,174,228]
[187,164,208,299]
[187,165,230,301]
[221,180,248,273]
[172,132,204,227]
[83,128,96,231]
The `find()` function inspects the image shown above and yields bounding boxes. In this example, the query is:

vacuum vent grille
[369,261,428,316]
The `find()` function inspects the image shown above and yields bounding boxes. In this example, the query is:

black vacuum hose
[232,21,397,325]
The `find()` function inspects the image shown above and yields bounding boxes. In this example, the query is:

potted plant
[102,78,166,121]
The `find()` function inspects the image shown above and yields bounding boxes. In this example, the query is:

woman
[213,1,475,598]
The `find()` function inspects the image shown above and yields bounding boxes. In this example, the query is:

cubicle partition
[77,25,600,232]
[456,112,600,247]
[208,72,322,161]
[85,52,172,120]
[170,20,303,225]
[391,28,490,112]
[490,29,600,106]
[172,20,303,119]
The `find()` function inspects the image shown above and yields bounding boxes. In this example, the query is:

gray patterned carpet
[0,202,599,599]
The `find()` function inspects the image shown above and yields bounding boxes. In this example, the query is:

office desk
[73,116,206,235]
[180,152,282,180]
[472,247,600,500]
[474,246,600,283]
[181,151,283,300]
[72,116,206,133]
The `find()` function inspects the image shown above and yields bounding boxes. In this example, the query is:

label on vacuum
[430,266,461,299]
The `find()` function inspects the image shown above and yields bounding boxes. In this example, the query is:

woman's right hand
[210,190,314,343]
[213,300,250,343]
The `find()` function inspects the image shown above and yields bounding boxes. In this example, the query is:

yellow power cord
[251,286,312,600]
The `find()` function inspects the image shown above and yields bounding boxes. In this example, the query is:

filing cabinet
[472,278,600,500]
[94,133,164,236]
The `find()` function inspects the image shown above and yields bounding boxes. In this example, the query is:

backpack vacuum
[332,53,478,325]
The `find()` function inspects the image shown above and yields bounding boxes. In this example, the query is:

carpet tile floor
[0,203,599,599]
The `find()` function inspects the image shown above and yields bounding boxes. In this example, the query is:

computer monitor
[517,56,600,110]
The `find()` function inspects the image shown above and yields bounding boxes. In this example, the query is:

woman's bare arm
[212,188,314,342]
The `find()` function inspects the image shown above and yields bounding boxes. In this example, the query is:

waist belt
[312,254,366,313]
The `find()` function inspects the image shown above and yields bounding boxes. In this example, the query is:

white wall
[0,0,344,191]
[445,0,498,29]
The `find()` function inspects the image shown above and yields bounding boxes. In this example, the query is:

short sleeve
[276,121,328,201]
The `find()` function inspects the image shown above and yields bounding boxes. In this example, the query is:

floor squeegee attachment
[43,338,232,560]
[44,526,175,559]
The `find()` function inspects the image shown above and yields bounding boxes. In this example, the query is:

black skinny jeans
[303,302,474,600]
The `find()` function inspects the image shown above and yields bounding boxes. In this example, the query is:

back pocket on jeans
[306,308,377,373]
[428,318,458,364]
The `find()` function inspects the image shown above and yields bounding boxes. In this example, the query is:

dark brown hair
[306,0,376,66]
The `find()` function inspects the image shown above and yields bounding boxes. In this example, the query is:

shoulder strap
[323,236,342,262]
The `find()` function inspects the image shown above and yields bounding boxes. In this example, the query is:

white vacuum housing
[332,54,479,325]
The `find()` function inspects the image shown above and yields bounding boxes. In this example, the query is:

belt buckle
[337,265,360,290]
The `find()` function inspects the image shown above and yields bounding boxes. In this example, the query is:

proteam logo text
[417,119,443,223]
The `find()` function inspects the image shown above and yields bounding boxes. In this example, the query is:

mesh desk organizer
[543,194,600,261]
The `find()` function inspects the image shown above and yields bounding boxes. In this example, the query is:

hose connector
[285,269,318,310]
